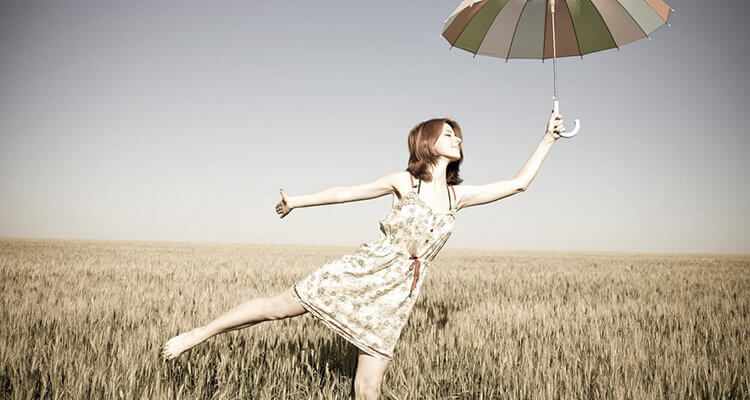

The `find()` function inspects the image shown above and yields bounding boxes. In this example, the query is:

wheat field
[0,238,747,399]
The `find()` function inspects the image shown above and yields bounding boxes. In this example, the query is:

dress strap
[409,173,418,188]
[446,183,451,209]
[449,184,457,210]
[417,178,421,193]
[445,183,453,210]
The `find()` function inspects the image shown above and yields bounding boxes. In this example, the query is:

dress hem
[291,285,394,362]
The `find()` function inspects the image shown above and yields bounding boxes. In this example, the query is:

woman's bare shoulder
[390,170,412,199]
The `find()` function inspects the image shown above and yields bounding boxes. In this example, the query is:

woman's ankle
[196,325,215,340]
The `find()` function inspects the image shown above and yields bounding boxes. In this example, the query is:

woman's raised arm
[453,111,565,211]
[514,111,565,189]
[284,172,401,211]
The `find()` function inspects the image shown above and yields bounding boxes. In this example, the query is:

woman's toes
[161,329,203,360]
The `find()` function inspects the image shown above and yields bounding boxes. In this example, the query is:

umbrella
[440,0,673,138]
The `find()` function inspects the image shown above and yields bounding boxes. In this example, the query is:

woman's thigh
[267,287,308,320]
[353,349,390,396]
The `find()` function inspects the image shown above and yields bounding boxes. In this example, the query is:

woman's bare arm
[454,112,565,211]
[287,171,401,209]
[514,129,558,190]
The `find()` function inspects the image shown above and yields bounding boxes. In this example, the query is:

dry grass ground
[0,238,747,399]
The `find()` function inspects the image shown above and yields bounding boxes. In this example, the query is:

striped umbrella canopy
[442,0,672,59]
[441,0,673,137]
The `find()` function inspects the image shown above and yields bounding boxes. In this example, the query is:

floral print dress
[292,174,457,361]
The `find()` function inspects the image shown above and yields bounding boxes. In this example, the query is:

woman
[162,111,566,399]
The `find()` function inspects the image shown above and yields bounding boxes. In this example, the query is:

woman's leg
[352,349,391,400]
[162,287,307,360]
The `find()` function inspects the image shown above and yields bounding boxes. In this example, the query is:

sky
[1,0,747,255]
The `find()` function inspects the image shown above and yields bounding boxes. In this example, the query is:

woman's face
[433,122,462,160]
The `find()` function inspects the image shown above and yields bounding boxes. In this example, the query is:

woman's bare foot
[161,327,207,360]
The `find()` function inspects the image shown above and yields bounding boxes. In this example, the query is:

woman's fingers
[276,190,292,218]
[554,115,565,131]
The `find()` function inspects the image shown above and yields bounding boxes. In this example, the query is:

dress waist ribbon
[408,254,421,297]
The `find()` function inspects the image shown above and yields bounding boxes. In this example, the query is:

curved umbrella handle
[553,100,581,138]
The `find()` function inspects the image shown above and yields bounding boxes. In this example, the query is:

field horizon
[2,237,746,259]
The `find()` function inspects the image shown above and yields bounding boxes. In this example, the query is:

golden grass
[0,239,747,399]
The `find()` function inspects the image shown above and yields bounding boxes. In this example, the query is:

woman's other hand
[276,189,293,219]
[546,110,566,140]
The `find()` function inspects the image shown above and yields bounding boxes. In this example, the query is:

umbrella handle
[553,99,581,138]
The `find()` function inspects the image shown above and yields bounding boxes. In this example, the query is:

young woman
[162,111,566,400]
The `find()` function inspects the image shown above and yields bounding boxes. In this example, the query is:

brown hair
[406,118,464,185]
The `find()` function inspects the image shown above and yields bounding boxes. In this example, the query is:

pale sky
[1,0,748,254]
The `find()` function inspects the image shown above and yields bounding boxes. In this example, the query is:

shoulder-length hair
[406,118,464,185]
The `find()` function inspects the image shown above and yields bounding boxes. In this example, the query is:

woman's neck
[426,159,449,187]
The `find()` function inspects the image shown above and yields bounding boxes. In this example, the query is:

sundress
[291,173,457,361]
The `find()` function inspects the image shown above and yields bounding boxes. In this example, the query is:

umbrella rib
[542,0,549,62]
[561,0,585,59]
[506,0,530,62]
[453,2,486,56]
[612,0,649,43]
[589,0,619,51]
[475,0,511,58]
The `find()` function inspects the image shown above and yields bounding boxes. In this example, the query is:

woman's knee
[353,380,381,400]
[353,350,388,400]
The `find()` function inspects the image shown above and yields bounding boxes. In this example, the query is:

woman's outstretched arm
[514,111,565,190]
[275,171,402,218]
[453,111,565,211]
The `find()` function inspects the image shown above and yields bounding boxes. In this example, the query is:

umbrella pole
[550,0,558,104]
[548,0,581,137]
